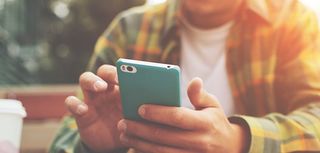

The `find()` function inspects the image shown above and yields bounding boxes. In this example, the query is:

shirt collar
[245,0,271,23]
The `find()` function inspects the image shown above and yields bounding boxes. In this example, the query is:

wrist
[231,123,249,153]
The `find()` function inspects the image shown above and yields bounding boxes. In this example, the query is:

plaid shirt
[50,0,320,152]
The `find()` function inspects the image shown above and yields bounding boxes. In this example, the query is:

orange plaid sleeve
[229,3,320,152]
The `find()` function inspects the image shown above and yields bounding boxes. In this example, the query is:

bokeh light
[146,0,167,5]
[300,0,320,19]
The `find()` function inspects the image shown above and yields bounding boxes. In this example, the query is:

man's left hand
[118,78,249,153]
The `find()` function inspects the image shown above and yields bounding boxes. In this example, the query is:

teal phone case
[116,58,181,121]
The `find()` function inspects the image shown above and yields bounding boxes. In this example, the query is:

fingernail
[139,106,146,116]
[77,104,88,115]
[94,80,107,91]
[65,96,74,105]
[118,120,127,131]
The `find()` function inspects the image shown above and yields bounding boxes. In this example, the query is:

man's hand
[65,65,124,152]
[118,78,249,153]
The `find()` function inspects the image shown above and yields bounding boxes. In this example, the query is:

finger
[118,120,206,151]
[65,96,99,129]
[120,133,194,153]
[138,105,210,130]
[65,96,88,116]
[187,77,221,110]
[97,65,119,85]
[79,72,108,92]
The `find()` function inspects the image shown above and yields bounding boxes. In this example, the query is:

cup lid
[0,99,26,117]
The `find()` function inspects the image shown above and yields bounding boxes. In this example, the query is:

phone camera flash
[121,65,126,71]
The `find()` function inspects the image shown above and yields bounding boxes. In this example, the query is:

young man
[50,0,320,152]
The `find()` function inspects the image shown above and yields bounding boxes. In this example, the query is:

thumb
[187,77,221,110]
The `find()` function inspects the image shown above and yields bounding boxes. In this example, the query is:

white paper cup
[0,99,26,153]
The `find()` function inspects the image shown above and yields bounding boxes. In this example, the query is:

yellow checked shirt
[50,0,320,152]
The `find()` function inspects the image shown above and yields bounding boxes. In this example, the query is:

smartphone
[116,58,181,121]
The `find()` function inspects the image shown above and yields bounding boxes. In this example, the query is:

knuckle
[204,117,215,130]
[198,136,214,153]
[172,109,184,124]
[152,145,165,153]
[152,128,162,138]
[199,111,216,129]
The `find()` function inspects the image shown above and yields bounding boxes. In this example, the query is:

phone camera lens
[127,66,133,72]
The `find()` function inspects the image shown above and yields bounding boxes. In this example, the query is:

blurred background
[0,0,146,85]
[0,0,319,152]
[0,0,319,85]
[0,0,148,152]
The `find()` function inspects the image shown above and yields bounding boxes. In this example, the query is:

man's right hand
[65,65,124,152]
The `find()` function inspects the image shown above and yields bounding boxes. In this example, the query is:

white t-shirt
[180,19,235,116]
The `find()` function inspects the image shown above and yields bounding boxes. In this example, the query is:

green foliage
[0,0,145,85]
